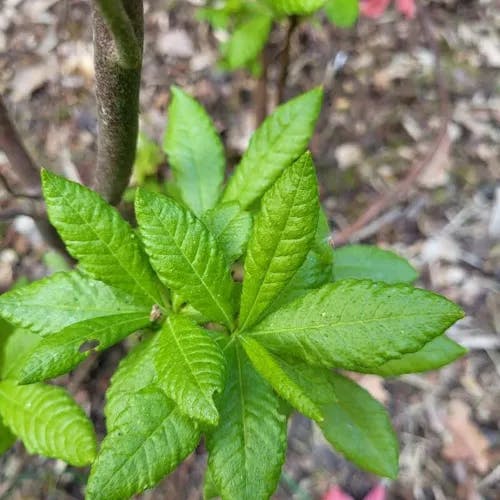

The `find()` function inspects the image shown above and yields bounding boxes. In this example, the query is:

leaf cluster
[197,0,360,73]
[0,87,464,499]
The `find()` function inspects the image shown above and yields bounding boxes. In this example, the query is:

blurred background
[0,0,498,498]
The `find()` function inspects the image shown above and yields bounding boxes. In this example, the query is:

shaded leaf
[333,244,418,284]
[206,342,286,500]
[164,87,225,216]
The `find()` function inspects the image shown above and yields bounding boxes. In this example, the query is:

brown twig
[277,15,299,104]
[331,6,450,246]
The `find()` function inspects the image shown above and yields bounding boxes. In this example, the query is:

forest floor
[0,0,499,499]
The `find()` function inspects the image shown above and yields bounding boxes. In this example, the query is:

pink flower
[323,484,387,500]
[360,0,416,19]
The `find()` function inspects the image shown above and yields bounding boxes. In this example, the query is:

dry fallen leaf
[442,399,491,474]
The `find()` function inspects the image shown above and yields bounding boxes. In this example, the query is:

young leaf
[206,342,287,500]
[87,387,200,500]
[333,244,418,284]
[1,328,40,379]
[133,131,164,185]
[222,88,323,209]
[202,202,252,263]
[163,87,225,216]
[16,313,151,384]
[41,170,165,306]
[223,14,272,70]
[239,152,319,330]
[136,189,235,328]
[361,335,467,376]
[155,315,225,425]
[247,280,464,370]
[0,380,97,466]
[268,208,333,313]
[240,337,323,421]
[0,271,150,337]
[0,418,15,455]
[325,0,359,28]
[317,372,399,478]
[265,0,328,16]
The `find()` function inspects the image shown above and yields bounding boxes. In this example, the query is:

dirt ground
[0,0,499,499]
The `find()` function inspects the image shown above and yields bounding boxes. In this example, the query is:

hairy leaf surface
[333,244,418,284]
[164,87,225,216]
[0,380,96,466]
[247,280,464,369]
[87,388,200,500]
[240,337,323,421]
[202,202,252,262]
[206,343,286,500]
[318,373,399,478]
[325,0,359,27]
[222,89,323,209]
[136,189,235,328]
[41,170,165,305]
[224,14,272,69]
[17,313,151,383]
[155,315,225,425]
[0,271,149,336]
[363,335,467,376]
[239,152,319,330]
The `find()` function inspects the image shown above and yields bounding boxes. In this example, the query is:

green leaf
[41,170,165,306]
[317,372,399,478]
[155,315,225,425]
[202,202,252,263]
[362,335,467,376]
[87,387,200,500]
[0,271,149,337]
[223,14,272,70]
[105,336,158,427]
[239,152,319,330]
[133,131,164,185]
[203,465,219,500]
[268,208,333,313]
[222,88,323,209]
[247,280,464,370]
[240,337,323,421]
[0,271,151,336]
[0,380,96,466]
[1,328,41,379]
[324,0,359,27]
[207,342,286,500]
[163,87,225,216]
[136,189,235,328]
[265,0,327,16]
[16,313,151,384]
[0,417,15,455]
[333,244,418,283]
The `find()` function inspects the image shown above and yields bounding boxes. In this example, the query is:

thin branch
[277,15,299,104]
[92,0,144,204]
[0,96,40,196]
[331,6,450,246]
[93,0,142,69]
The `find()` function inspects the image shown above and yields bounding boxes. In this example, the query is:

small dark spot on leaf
[79,339,100,353]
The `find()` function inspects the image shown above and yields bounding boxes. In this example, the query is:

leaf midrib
[50,188,160,306]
